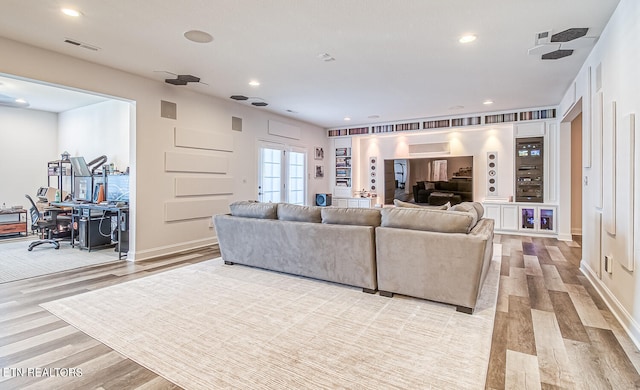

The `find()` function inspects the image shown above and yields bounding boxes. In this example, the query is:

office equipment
[106,174,129,203]
[69,156,92,177]
[73,176,92,202]
[50,201,129,259]
[78,217,111,248]
[36,187,49,203]
[25,194,71,251]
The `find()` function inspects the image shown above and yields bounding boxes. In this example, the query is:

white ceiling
[0,0,620,128]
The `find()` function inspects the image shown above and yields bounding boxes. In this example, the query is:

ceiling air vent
[535,31,552,45]
[64,38,100,51]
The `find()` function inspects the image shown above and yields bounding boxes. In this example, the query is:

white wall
[354,125,515,204]
[560,0,640,346]
[58,100,131,171]
[0,37,329,260]
[0,107,57,208]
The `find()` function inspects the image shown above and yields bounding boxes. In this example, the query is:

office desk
[51,202,129,259]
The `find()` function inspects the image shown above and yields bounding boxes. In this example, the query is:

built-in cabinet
[515,137,544,203]
[483,201,557,235]
[333,198,373,208]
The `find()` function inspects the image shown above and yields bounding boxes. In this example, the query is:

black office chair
[25,194,63,251]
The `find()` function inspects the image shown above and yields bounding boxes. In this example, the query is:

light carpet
[42,244,501,389]
[0,239,121,283]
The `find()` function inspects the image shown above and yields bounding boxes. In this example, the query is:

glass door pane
[521,207,536,230]
[288,151,306,205]
[539,208,554,231]
[259,146,283,203]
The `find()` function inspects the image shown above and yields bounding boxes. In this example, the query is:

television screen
[518,150,529,157]
[107,174,129,203]
[530,149,541,156]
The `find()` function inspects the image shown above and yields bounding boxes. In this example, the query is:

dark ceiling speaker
[542,49,574,60]
[551,28,588,43]
[165,74,201,85]
[230,95,249,100]
[251,102,268,107]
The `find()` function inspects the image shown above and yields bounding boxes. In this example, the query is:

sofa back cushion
[277,203,322,223]
[321,207,381,227]
[229,201,278,219]
[450,201,484,219]
[393,199,449,209]
[380,207,475,233]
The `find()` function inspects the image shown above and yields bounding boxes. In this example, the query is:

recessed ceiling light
[318,53,336,62]
[459,34,476,44]
[483,100,494,105]
[184,30,213,43]
[344,117,351,121]
[249,80,260,87]
[15,98,27,104]
[61,8,82,17]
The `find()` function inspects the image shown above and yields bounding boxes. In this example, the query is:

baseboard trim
[580,259,640,351]
[571,228,583,235]
[130,237,219,261]
[557,233,573,242]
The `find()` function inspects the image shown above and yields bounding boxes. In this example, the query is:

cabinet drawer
[0,222,27,234]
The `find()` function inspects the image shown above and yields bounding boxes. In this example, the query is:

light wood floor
[1,236,639,389]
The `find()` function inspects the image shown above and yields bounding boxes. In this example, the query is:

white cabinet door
[347,199,360,208]
[484,204,501,229]
[334,198,348,208]
[358,198,372,208]
[501,205,519,231]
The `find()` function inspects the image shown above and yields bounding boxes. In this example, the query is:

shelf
[423,119,450,129]
[371,124,395,134]
[395,122,420,131]
[451,116,482,127]
[348,127,369,136]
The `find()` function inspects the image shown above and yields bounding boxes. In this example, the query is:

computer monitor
[69,156,92,177]
[106,174,129,203]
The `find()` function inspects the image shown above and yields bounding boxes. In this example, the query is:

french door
[258,142,307,205]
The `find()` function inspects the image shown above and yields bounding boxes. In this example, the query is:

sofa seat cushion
[380,207,475,234]
[230,201,278,219]
[321,207,381,227]
[277,203,322,223]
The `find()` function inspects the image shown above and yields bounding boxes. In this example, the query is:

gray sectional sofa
[214,200,494,314]
[376,203,494,314]
[214,202,380,293]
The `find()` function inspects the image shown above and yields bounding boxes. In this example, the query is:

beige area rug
[43,244,501,389]
[0,239,120,283]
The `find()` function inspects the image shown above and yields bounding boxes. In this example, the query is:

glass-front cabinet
[518,205,556,233]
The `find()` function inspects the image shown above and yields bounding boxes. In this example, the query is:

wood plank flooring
[1,236,640,389]
[486,235,640,390]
